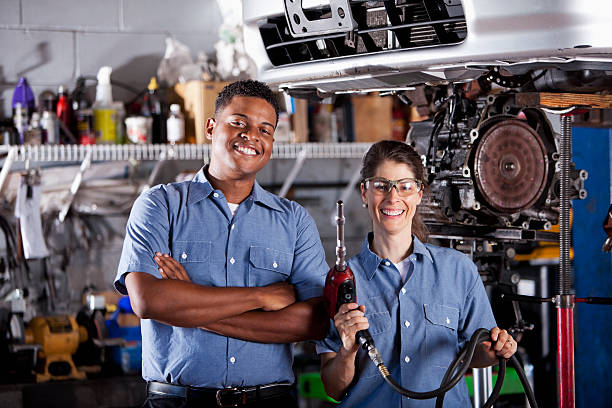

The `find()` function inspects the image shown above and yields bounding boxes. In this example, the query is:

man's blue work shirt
[316,234,496,407]
[115,168,328,388]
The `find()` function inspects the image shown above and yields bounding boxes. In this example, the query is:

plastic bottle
[142,77,166,144]
[56,86,71,131]
[72,77,95,145]
[13,103,27,144]
[166,104,184,145]
[93,66,117,144]
[12,78,36,144]
[41,110,59,144]
[24,112,43,145]
[113,101,126,144]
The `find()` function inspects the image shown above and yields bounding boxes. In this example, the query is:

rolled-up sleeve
[458,260,497,345]
[114,187,171,294]
[289,204,329,301]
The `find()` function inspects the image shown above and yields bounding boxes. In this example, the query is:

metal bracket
[0,146,18,196]
[284,0,356,38]
[279,146,310,198]
[58,148,92,222]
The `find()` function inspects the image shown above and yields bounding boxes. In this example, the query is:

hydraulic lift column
[556,114,575,408]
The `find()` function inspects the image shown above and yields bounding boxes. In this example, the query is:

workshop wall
[0,0,222,118]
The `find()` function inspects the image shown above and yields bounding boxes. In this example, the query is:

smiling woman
[316,140,517,407]
[359,140,429,247]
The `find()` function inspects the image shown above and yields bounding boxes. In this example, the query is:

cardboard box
[351,93,392,142]
[292,98,309,143]
[169,81,230,144]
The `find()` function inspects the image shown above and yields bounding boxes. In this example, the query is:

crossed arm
[125,255,328,343]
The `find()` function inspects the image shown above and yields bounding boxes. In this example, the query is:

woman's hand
[471,326,518,368]
[485,327,518,359]
[154,252,191,282]
[334,303,369,354]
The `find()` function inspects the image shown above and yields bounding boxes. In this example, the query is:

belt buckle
[215,387,245,407]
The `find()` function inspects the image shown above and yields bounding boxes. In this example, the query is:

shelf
[0,143,372,163]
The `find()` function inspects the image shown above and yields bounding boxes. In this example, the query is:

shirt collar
[250,180,283,212]
[187,167,214,206]
[357,232,433,280]
[187,166,283,212]
[412,235,433,264]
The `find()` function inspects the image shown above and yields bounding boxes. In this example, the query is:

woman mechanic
[316,140,517,407]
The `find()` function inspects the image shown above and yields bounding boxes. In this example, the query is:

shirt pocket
[365,311,392,335]
[356,309,392,379]
[248,246,292,287]
[424,303,460,368]
[173,241,211,285]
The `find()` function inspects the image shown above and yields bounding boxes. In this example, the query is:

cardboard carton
[169,81,230,144]
[351,93,392,142]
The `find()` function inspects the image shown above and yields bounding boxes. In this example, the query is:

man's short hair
[215,80,280,125]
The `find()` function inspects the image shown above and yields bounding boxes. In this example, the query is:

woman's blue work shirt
[316,234,497,407]
[114,168,328,388]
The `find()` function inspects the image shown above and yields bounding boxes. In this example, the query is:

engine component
[410,92,586,233]
[602,204,612,252]
[472,119,549,213]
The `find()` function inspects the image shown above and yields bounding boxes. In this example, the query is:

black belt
[147,381,293,407]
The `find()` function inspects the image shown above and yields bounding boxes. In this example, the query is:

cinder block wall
[0,0,222,118]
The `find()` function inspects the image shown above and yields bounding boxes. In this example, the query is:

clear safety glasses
[363,177,423,197]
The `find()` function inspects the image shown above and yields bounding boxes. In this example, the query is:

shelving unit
[0,143,372,163]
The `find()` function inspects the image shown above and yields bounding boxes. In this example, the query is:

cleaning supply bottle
[56,86,71,130]
[12,77,36,144]
[142,77,166,144]
[72,77,95,145]
[166,104,184,145]
[13,103,27,144]
[93,66,117,144]
[41,110,59,144]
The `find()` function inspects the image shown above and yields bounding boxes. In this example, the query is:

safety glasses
[363,177,422,196]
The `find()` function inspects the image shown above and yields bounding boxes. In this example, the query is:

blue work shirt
[316,234,496,407]
[114,167,328,388]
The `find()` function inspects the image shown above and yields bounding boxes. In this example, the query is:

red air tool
[323,201,376,351]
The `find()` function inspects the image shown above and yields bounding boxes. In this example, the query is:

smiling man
[114,80,329,408]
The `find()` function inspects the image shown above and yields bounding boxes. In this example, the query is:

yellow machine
[25,315,88,382]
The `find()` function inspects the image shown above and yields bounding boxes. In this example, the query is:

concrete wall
[0,0,222,118]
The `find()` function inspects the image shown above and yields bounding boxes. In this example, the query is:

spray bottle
[93,66,117,144]
[12,78,36,144]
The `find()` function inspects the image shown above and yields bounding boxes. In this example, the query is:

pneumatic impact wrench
[323,201,382,363]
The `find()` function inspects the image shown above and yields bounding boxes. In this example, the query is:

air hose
[361,328,538,408]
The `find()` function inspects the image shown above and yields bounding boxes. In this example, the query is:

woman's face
[361,160,423,237]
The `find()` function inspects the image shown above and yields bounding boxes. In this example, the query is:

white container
[166,104,184,144]
[125,116,152,144]
[41,111,59,144]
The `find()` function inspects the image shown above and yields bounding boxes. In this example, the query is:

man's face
[206,96,276,179]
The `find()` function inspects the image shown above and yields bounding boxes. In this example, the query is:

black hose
[364,328,538,408]
[509,354,538,407]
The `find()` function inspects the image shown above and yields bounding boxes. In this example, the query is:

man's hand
[257,282,296,311]
[155,252,191,282]
[154,252,295,311]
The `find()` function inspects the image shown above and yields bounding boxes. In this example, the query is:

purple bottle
[12,77,36,144]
